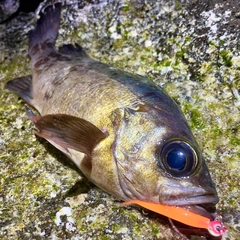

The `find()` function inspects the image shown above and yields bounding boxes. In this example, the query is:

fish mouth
[160,194,219,220]
[158,182,219,211]
[160,194,219,208]
[158,184,219,218]
[162,199,218,220]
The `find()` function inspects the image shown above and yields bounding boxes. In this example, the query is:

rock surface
[0,0,239,239]
[0,0,19,22]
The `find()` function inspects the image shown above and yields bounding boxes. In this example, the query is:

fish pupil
[166,149,186,171]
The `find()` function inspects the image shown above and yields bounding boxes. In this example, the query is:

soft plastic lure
[122,200,226,237]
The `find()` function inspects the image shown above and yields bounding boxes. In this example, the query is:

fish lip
[161,194,219,206]
[158,182,219,207]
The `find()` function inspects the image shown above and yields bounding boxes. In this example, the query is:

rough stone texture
[0,0,20,22]
[0,0,239,239]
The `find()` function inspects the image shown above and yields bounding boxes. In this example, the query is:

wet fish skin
[6,3,218,207]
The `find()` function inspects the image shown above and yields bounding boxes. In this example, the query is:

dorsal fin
[58,43,89,58]
[28,3,62,57]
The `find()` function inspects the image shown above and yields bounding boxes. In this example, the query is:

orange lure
[122,200,226,237]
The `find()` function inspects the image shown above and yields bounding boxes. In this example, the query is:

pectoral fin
[28,113,107,156]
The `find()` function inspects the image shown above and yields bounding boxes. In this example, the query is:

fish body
[6,3,218,208]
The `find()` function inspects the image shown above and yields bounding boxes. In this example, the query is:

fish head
[111,105,219,210]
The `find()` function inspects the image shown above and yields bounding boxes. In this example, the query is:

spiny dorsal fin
[5,75,33,105]
[28,113,108,156]
[58,43,89,58]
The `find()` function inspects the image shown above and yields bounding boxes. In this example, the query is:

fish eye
[159,140,198,177]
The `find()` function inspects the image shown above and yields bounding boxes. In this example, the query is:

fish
[6,2,219,223]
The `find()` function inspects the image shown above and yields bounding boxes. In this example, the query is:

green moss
[117,207,126,214]
[111,223,121,232]
[78,209,88,219]
[176,48,186,58]
[228,199,236,205]
[182,102,206,130]
[100,222,108,228]
[199,62,213,76]
[34,201,40,207]
[0,55,30,81]
[75,210,88,232]
[91,221,107,229]
[150,223,159,235]
[128,212,137,222]
[52,184,59,192]
[229,136,240,146]
[112,39,125,50]
[156,59,173,67]
[133,223,141,233]
[219,49,233,67]
[79,225,87,231]
[122,5,130,12]
[211,125,223,136]
[175,1,182,10]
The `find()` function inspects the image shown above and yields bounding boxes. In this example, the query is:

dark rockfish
[6,3,218,212]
